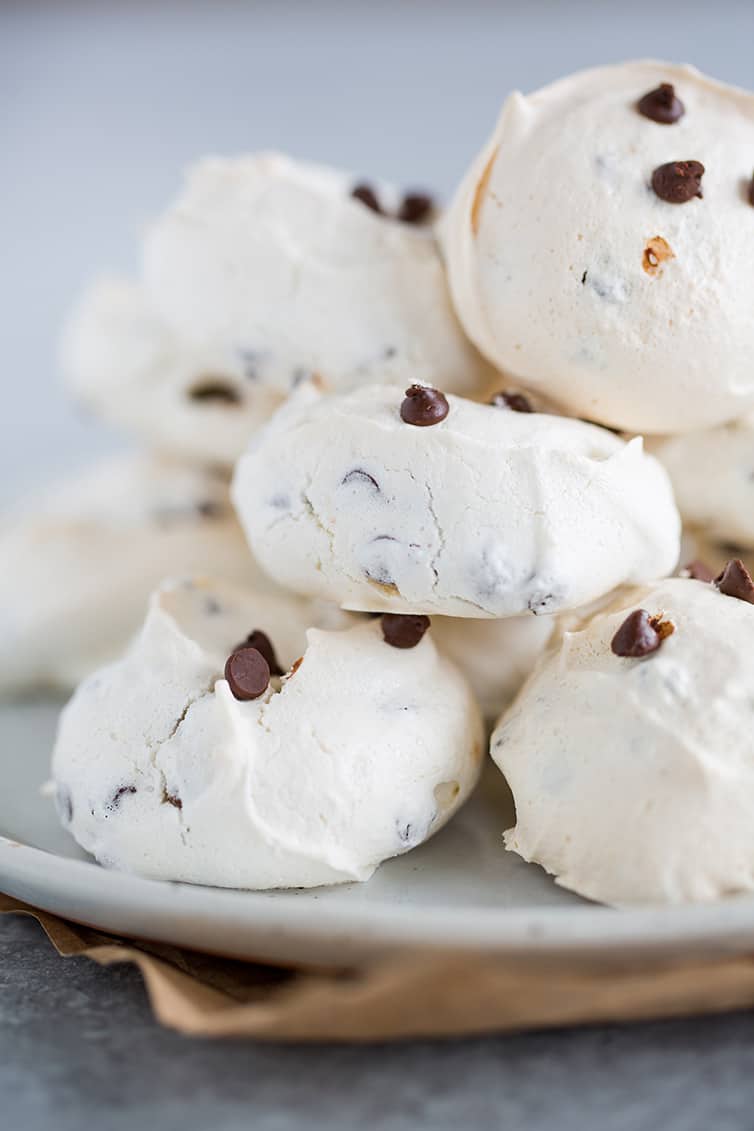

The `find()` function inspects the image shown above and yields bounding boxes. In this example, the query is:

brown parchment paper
[3,892,754,1041]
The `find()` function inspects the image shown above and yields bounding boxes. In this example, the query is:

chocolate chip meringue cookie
[442,60,754,434]
[143,152,494,401]
[232,383,680,618]
[430,615,555,721]
[492,571,754,904]
[0,453,343,695]
[53,580,483,889]
[651,413,754,548]
[61,277,285,466]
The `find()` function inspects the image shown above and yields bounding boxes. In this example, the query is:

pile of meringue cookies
[7,58,754,905]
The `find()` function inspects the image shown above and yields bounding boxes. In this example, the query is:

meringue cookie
[143,152,493,401]
[232,383,681,618]
[442,60,754,434]
[61,277,285,466]
[492,575,754,904]
[0,453,345,695]
[431,614,554,721]
[651,414,754,547]
[53,580,483,889]
[680,528,754,581]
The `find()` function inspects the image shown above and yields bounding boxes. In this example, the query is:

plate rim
[4,833,754,967]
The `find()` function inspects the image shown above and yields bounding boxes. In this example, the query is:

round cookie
[0,453,348,695]
[651,414,754,548]
[143,152,494,401]
[492,571,754,904]
[442,60,754,434]
[53,580,483,889]
[232,383,681,618]
[431,614,555,722]
[61,277,285,467]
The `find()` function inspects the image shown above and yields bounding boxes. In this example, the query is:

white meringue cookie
[143,152,494,401]
[61,277,284,467]
[431,614,555,721]
[651,414,754,548]
[232,383,681,618]
[52,580,483,889]
[0,453,346,694]
[442,60,754,434]
[492,575,754,904]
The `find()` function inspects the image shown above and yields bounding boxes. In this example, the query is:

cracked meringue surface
[492,576,754,904]
[232,383,680,618]
[52,579,483,889]
[442,60,754,434]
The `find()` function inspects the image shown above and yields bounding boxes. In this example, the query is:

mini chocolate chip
[581,270,588,285]
[225,647,271,700]
[109,785,137,809]
[611,609,663,658]
[381,613,431,649]
[188,379,242,405]
[398,192,434,224]
[680,559,716,583]
[196,500,225,519]
[341,468,381,493]
[651,160,705,204]
[233,629,283,677]
[163,791,183,810]
[400,384,449,427]
[56,785,73,824]
[489,390,533,413]
[351,182,383,214]
[637,82,685,124]
[715,559,754,604]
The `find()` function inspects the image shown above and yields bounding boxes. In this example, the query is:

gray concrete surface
[2,913,753,1130]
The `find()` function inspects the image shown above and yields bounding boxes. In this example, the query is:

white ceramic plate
[3,699,754,968]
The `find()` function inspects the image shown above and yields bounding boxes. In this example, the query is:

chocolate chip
[400,385,449,427]
[381,613,430,649]
[341,468,381,493]
[225,647,270,700]
[715,559,754,604]
[233,630,283,677]
[196,500,225,520]
[398,192,434,225]
[109,785,137,809]
[651,161,705,204]
[489,390,533,413]
[611,609,663,658]
[163,791,183,810]
[188,379,242,405]
[637,82,685,124]
[351,182,383,214]
[56,785,73,824]
[681,559,716,583]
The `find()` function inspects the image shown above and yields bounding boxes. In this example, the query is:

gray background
[4,1,754,1125]
[3,0,754,504]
